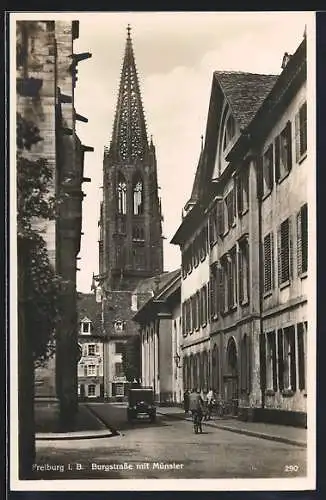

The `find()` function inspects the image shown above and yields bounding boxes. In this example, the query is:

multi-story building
[16,20,93,423]
[133,269,182,404]
[172,34,308,426]
[94,26,164,399]
[77,293,104,400]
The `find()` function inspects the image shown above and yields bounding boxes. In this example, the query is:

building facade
[16,21,93,421]
[133,270,182,404]
[172,35,308,426]
[93,26,164,399]
[77,294,104,400]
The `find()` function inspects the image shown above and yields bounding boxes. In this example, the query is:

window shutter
[209,213,214,246]
[272,333,278,392]
[277,329,284,391]
[302,203,308,273]
[289,326,297,391]
[218,265,224,314]
[300,102,307,156]
[82,345,87,356]
[269,144,274,188]
[271,232,274,289]
[259,334,266,390]
[286,120,293,171]
[237,175,243,214]
[297,323,305,390]
[289,218,293,279]
[277,227,282,286]
[295,111,300,162]
[217,200,224,235]
[297,210,302,275]
[247,334,251,394]
[275,135,280,182]
[95,344,100,354]
[238,247,243,302]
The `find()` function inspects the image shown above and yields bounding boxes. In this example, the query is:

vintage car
[127,387,156,422]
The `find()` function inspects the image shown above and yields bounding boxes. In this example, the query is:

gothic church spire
[109,25,149,162]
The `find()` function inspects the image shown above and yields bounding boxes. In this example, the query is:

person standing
[206,388,215,420]
[183,390,190,414]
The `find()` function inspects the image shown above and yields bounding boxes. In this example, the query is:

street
[34,402,307,479]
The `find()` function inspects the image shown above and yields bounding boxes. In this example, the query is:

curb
[157,411,306,449]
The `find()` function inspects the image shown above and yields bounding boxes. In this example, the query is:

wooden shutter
[289,326,296,391]
[263,234,271,292]
[259,334,266,391]
[209,213,214,246]
[275,135,280,183]
[237,175,243,214]
[272,332,278,391]
[297,323,305,390]
[238,247,243,302]
[286,120,293,172]
[300,102,307,155]
[302,203,308,273]
[297,210,302,275]
[217,200,225,235]
[268,144,274,189]
[277,329,284,391]
[247,334,251,394]
[295,110,300,162]
[289,218,293,279]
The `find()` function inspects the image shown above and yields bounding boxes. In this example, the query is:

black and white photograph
[10,10,316,491]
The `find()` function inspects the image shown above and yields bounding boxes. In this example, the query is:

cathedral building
[95,26,164,399]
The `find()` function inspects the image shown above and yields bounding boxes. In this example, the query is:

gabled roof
[132,268,181,323]
[214,71,278,131]
[77,293,103,337]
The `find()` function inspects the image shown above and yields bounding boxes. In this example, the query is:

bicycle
[192,410,203,434]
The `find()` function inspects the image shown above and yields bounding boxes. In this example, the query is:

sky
[71,11,312,293]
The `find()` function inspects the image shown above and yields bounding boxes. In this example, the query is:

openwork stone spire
[110,25,148,162]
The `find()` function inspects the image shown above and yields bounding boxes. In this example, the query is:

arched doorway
[225,337,239,415]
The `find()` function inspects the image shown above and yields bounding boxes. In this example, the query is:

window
[283,326,296,391]
[195,291,200,330]
[237,168,249,214]
[295,101,307,161]
[226,249,237,310]
[132,226,145,241]
[116,244,124,269]
[87,364,96,376]
[81,321,91,334]
[115,342,125,354]
[88,384,96,397]
[238,238,249,304]
[115,362,124,377]
[88,344,96,356]
[114,320,125,332]
[266,332,277,391]
[216,199,225,236]
[182,302,187,337]
[275,121,292,182]
[209,265,217,320]
[191,296,196,333]
[263,233,274,293]
[297,322,307,391]
[262,144,273,196]
[131,293,138,311]
[225,189,235,230]
[117,174,127,215]
[133,244,146,269]
[223,114,236,150]
[297,203,308,275]
[133,178,143,215]
[200,286,208,326]
[278,217,292,286]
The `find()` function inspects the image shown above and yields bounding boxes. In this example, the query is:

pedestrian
[183,390,190,414]
[206,388,215,420]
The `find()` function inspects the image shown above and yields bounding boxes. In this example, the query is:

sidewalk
[35,402,115,441]
[156,406,307,448]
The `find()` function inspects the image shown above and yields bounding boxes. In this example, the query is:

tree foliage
[17,112,63,365]
[121,335,141,383]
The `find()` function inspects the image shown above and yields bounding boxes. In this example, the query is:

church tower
[97,26,164,398]
[99,25,163,292]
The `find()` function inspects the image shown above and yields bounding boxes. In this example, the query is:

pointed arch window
[133,177,144,215]
[117,174,127,215]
